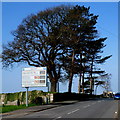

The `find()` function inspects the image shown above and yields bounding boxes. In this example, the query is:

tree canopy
[2,5,112,93]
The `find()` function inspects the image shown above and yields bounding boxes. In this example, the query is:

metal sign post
[25,87,29,107]
[22,67,47,106]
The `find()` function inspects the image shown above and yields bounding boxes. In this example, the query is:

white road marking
[52,116,62,120]
[67,109,79,115]
[57,116,62,118]
[83,104,90,108]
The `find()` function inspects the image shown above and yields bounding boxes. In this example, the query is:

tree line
[2,5,112,94]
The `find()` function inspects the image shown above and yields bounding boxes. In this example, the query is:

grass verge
[1,104,37,113]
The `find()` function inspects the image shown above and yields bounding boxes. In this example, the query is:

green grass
[1,104,37,113]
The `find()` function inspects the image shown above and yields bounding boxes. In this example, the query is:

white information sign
[22,67,47,87]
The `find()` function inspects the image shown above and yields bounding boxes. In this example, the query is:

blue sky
[2,2,118,94]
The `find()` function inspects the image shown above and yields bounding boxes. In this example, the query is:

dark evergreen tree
[58,5,100,93]
[85,39,112,95]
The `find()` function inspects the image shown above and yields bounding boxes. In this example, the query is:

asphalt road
[6,98,118,119]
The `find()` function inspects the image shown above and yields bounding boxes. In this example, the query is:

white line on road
[114,111,118,118]
[52,116,62,120]
[67,109,79,115]
[83,104,90,108]
[58,116,62,118]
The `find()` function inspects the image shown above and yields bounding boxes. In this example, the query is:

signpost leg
[25,87,29,107]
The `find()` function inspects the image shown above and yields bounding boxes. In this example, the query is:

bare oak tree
[2,5,71,92]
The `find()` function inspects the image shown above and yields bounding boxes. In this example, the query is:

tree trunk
[48,69,58,93]
[90,57,94,95]
[50,80,57,92]
[78,53,82,94]
[68,50,75,93]
[68,72,73,93]
[92,79,94,94]
[90,79,93,95]
[78,73,82,93]
[82,72,85,93]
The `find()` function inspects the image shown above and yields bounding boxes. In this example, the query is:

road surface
[2,98,119,119]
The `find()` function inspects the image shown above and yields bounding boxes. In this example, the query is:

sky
[1,2,118,94]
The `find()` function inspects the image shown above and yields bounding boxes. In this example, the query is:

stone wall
[0,90,54,106]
